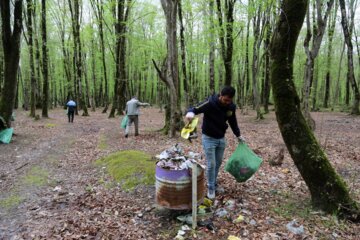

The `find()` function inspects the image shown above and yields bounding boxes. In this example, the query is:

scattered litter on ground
[215,208,229,218]
[286,220,305,235]
[233,215,244,223]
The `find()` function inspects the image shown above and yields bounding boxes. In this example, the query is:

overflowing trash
[156,144,203,170]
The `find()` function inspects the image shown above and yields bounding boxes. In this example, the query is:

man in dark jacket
[66,99,76,123]
[186,86,244,199]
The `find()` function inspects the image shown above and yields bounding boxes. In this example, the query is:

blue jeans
[202,134,226,191]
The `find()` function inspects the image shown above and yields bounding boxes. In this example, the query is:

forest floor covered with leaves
[0,107,359,239]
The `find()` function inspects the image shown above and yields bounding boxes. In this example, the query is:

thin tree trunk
[56,2,72,101]
[251,25,261,117]
[33,0,42,109]
[69,0,89,116]
[263,18,271,114]
[26,0,37,118]
[323,2,338,108]
[251,2,267,120]
[339,0,360,115]
[216,0,236,86]
[178,0,189,109]
[41,0,49,117]
[91,37,97,111]
[311,60,319,111]
[302,0,334,128]
[208,0,215,95]
[90,0,109,113]
[270,0,359,219]
[333,42,345,108]
[83,53,91,108]
[109,0,131,118]
[244,18,250,103]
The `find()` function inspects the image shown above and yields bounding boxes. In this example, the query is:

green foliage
[15,0,358,112]
[96,150,155,190]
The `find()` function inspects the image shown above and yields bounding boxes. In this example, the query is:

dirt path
[0,108,359,239]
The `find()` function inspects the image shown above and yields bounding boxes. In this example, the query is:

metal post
[192,162,197,229]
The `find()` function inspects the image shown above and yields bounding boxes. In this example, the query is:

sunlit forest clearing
[0,0,360,239]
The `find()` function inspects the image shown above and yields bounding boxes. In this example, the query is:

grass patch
[0,194,23,209]
[98,135,108,150]
[22,166,49,186]
[45,123,57,128]
[96,150,155,190]
[271,192,312,220]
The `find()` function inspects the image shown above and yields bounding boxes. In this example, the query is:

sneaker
[207,189,215,199]
[125,134,128,138]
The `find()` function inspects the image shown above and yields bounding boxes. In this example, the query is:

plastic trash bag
[0,128,14,144]
[120,115,128,129]
[225,143,262,182]
[181,117,198,140]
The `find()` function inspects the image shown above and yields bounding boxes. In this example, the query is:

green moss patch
[96,150,155,190]
[45,123,57,128]
[0,194,23,209]
[22,166,49,186]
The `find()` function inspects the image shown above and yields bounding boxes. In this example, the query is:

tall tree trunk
[90,0,109,113]
[208,0,215,95]
[109,0,131,118]
[216,0,236,86]
[55,1,72,101]
[302,0,334,129]
[15,70,20,109]
[270,0,359,219]
[83,53,91,108]
[339,0,360,115]
[33,0,42,109]
[311,60,319,111]
[26,0,37,118]
[178,0,189,109]
[333,42,345,108]
[244,18,250,103]
[323,2,338,108]
[91,37,97,111]
[41,0,49,117]
[263,18,271,114]
[251,1,267,120]
[69,0,89,116]
[0,0,23,128]
[156,0,182,137]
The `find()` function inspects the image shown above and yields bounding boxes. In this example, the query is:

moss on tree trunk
[270,0,359,220]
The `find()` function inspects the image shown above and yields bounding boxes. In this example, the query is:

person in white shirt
[124,96,150,138]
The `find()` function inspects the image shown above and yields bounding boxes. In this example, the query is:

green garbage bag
[0,128,14,144]
[225,143,263,182]
[120,115,128,129]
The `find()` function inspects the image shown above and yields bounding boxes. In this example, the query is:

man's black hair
[220,86,236,98]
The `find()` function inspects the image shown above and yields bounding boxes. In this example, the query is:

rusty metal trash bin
[155,164,205,210]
